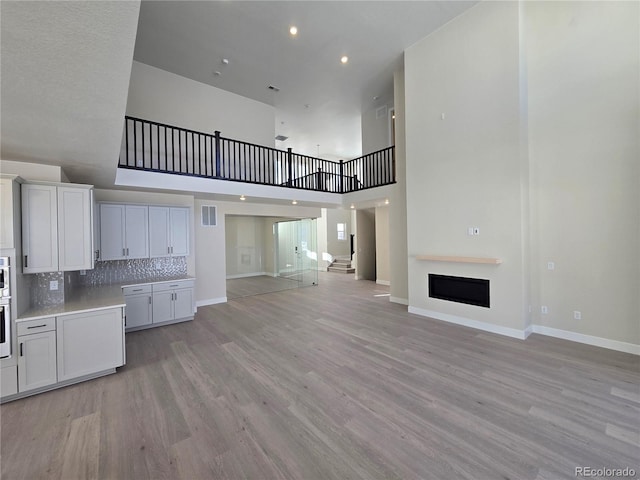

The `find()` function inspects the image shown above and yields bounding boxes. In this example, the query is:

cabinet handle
[171,246,174,254]
[95,250,100,261]
[168,246,170,254]
[148,296,151,304]
[127,248,130,256]
[169,284,179,288]
[24,255,28,268]
[27,324,47,330]
[132,288,143,292]
[20,343,23,356]
[123,248,126,257]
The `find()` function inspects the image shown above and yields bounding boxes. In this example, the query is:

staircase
[327,258,355,274]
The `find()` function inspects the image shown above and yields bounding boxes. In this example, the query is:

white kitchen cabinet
[0,175,21,249]
[152,280,195,326]
[21,184,58,273]
[148,206,190,258]
[56,307,124,382]
[18,321,57,392]
[123,285,152,331]
[22,183,94,273]
[99,204,149,261]
[58,187,94,271]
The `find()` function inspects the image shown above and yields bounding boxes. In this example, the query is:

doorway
[275,218,318,288]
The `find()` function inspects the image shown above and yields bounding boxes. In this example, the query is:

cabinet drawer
[152,280,194,292]
[17,317,56,336]
[123,284,152,296]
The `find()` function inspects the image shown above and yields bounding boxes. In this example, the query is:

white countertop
[17,275,196,322]
[18,285,126,322]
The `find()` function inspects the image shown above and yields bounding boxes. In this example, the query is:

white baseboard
[523,324,533,339]
[408,306,528,340]
[196,297,227,307]
[376,279,391,286]
[532,325,640,356]
[226,272,268,280]
[390,296,409,305]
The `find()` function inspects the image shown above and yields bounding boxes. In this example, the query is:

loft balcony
[118,117,395,197]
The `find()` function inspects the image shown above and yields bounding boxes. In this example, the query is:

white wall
[405,1,528,335]
[526,1,639,346]
[403,1,639,351]
[127,61,275,147]
[389,69,409,305]
[355,209,376,281]
[361,88,394,154]
[326,208,352,257]
[375,206,390,285]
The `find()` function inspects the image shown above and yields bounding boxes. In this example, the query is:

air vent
[267,85,280,92]
[275,135,288,141]
[201,205,217,227]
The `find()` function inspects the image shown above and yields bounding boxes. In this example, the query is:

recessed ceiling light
[222,58,229,65]
[213,71,221,76]
[384,199,390,205]
[292,200,298,205]
[289,26,298,36]
[240,195,246,201]
[341,56,349,64]
[350,204,355,209]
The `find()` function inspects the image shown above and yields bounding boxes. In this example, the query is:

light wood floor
[1,272,638,479]
[226,275,299,300]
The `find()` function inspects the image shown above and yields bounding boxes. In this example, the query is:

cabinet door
[58,187,93,271]
[173,288,194,320]
[125,294,152,330]
[100,204,126,261]
[125,205,149,259]
[148,206,170,258]
[0,178,15,249]
[170,208,190,256]
[22,184,58,273]
[18,331,57,392]
[57,308,124,382]
[152,291,174,324]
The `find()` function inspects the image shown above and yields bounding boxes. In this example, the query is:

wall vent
[201,205,217,227]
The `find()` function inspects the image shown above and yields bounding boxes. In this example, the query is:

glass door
[276,218,318,288]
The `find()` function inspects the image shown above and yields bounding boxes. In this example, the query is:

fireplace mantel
[416,255,502,265]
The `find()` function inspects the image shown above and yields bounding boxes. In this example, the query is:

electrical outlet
[573,311,581,320]
[541,305,548,314]
[49,280,58,291]
[547,262,555,270]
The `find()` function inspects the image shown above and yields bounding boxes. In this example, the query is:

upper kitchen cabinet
[99,204,149,261]
[148,206,190,257]
[22,183,94,273]
[0,175,21,249]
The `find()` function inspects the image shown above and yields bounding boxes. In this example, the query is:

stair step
[327,266,355,274]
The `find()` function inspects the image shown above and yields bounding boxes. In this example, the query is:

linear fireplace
[428,274,490,308]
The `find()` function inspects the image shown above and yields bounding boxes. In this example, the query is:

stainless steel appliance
[0,257,9,299]
[0,257,11,358]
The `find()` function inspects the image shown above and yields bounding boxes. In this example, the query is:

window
[337,223,346,240]
[201,205,217,227]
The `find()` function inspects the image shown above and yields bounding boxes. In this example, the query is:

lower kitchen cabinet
[57,308,125,382]
[123,285,152,331]
[124,279,195,332]
[18,330,57,392]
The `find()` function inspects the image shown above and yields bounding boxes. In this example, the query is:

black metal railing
[119,116,395,193]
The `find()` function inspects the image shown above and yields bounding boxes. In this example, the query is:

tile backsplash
[74,257,187,287]
[29,257,188,307]
[30,271,65,306]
